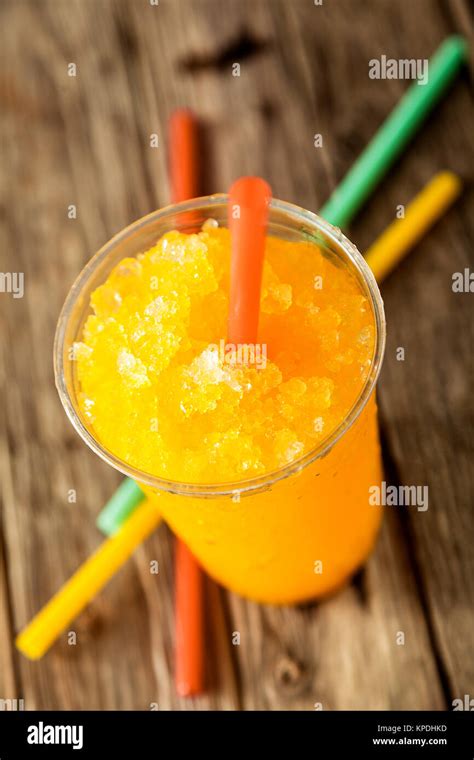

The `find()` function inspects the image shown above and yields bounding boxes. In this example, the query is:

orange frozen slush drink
[56,197,385,604]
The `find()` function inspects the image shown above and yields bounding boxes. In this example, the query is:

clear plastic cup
[55,196,385,604]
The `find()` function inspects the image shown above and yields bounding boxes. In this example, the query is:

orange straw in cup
[169,109,204,697]
[228,177,272,344]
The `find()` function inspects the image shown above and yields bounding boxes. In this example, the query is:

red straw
[169,109,204,697]
[169,109,199,203]
[228,177,272,344]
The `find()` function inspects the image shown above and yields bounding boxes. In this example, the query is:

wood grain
[0,0,472,710]
[0,537,18,705]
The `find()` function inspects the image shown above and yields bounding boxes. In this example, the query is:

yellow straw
[15,171,462,661]
[16,499,161,659]
[365,171,462,283]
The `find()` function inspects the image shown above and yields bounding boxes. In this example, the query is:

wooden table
[0,0,472,710]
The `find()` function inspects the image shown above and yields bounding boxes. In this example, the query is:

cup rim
[54,194,386,497]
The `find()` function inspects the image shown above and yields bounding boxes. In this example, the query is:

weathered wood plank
[341,0,474,702]
[0,536,19,707]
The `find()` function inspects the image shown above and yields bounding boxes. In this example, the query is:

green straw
[320,35,467,228]
[96,35,467,537]
[96,478,144,537]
